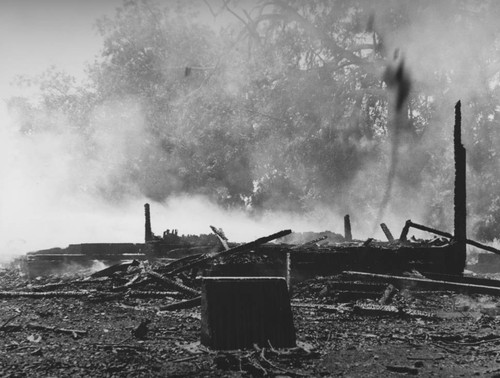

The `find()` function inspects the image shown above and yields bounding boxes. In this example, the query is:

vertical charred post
[344,215,352,242]
[454,101,467,273]
[144,203,153,242]
[399,219,411,241]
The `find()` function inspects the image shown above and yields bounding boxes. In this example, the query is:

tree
[10,0,500,240]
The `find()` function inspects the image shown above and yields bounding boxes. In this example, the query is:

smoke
[0,97,350,262]
[3,1,500,263]
[0,98,146,261]
[354,2,500,237]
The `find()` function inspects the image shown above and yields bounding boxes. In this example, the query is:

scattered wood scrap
[343,271,500,296]
[386,365,419,375]
[159,296,201,311]
[165,229,292,275]
[27,323,87,338]
[146,271,200,297]
[91,260,140,278]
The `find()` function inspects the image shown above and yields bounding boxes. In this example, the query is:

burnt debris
[4,103,500,376]
[23,102,472,279]
[454,100,467,273]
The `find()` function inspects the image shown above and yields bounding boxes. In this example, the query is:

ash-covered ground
[2,260,500,377]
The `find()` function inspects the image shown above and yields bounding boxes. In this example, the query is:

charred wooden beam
[421,272,500,287]
[291,302,349,312]
[127,290,183,298]
[466,239,500,255]
[454,100,467,273]
[90,260,140,278]
[286,251,292,290]
[344,215,352,242]
[386,366,420,375]
[404,220,453,239]
[159,296,202,311]
[344,271,500,296]
[146,271,200,297]
[165,229,292,276]
[290,235,328,250]
[0,289,182,300]
[0,291,95,298]
[27,323,88,337]
[380,223,394,242]
[363,238,374,247]
[401,220,500,255]
[399,219,411,241]
[201,277,296,349]
[378,284,397,305]
[210,225,229,251]
[144,203,153,242]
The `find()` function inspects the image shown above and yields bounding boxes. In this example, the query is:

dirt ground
[2,266,500,377]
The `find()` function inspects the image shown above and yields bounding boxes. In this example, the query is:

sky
[0,0,123,100]
[0,0,248,99]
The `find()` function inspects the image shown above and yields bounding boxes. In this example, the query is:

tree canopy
[9,0,500,240]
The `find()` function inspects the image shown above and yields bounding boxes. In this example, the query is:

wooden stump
[201,277,296,350]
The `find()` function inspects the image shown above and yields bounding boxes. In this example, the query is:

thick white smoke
[0,98,350,263]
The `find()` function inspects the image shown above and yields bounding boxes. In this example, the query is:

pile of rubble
[4,237,500,377]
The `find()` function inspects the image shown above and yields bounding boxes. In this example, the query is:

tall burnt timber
[23,101,488,279]
[9,103,500,377]
[207,101,469,279]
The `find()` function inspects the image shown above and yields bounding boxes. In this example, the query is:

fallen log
[344,271,500,296]
[166,230,291,275]
[159,296,201,311]
[147,271,200,297]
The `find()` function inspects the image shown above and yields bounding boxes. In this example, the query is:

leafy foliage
[9,0,500,240]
